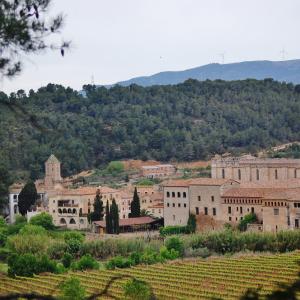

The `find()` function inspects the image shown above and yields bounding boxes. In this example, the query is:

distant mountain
[110,59,300,87]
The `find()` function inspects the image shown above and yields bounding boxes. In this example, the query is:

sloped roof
[163,178,238,187]
[46,154,60,164]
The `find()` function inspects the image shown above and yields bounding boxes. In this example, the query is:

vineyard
[1,251,300,299]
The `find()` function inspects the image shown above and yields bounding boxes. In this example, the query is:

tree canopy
[18,180,38,215]
[0,79,300,179]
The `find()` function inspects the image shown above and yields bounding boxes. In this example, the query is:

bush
[165,236,184,256]
[0,247,11,261]
[140,249,163,265]
[106,255,133,270]
[106,161,124,174]
[8,253,37,277]
[7,233,50,255]
[36,254,57,274]
[47,241,67,259]
[238,213,257,231]
[159,226,187,236]
[15,215,27,224]
[19,224,47,235]
[66,238,82,256]
[184,247,211,258]
[0,227,8,247]
[71,254,99,271]
[59,277,86,300]
[64,231,84,243]
[29,212,55,230]
[123,278,151,300]
[62,253,73,268]
[159,246,179,260]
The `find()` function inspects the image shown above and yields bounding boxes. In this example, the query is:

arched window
[67,208,72,214]
[183,192,187,198]
[79,208,82,216]
[60,218,66,224]
[166,192,170,197]
[73,209,77,214]
[275,169,278,180]
[80,219,84,224]
[63,208,67,214]
[222,169,225,179]
[69,218,76,224]
[256,169,259,180]
[58,208,62,214]
[238,169,241,180]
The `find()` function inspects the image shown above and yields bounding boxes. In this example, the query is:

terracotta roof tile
[93,216,156,228]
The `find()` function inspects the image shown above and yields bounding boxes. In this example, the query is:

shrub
[123,278,151,300]
[140,249,162,265]
[160,225,187,236]
[71,254,99,271]
[66,238,82,256]
[64,231,84,243]
[0,227,8,247]
[47,241,67,259]
[165,236,184,256]
[7,233,50,255]
[56,263,67,274]
[184,247,211,258]
[106,255,132,270]
[106,161,124,174]
[0,247,11,261]
[15,215,27,224]
[62,253,73,268]
[8,253,37,277]
[0,216,6,227]
[59,277,86,300]
[238,213,257,231]
[36,255,57,274]
[29,212,55,230]
[159,246,179,260]
[19,224,47,235]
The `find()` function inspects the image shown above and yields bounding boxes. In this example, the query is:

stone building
[211,155,300,182]
[141,164,176,178]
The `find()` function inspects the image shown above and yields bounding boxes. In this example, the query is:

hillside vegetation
[1,78,300,179]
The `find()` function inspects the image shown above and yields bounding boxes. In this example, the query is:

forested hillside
[1,79,300,180]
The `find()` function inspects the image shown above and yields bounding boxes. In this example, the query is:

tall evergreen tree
[129,187,141,218]
[18,180,38,216]
[110,199,119,234]
[0,164,12,214]
[90,189,104,222]
[105,200,111,234]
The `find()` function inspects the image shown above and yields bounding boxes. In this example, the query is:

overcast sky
[1,0,300,93]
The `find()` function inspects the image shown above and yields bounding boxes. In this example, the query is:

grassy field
[0,251,300,299]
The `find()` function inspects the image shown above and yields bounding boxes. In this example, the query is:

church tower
[44,154,62,189]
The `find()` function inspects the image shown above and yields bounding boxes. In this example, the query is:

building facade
[141,164,176,178]
[211,155,300,182]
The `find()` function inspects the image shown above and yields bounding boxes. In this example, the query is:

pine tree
[90,189,104,222]
[105,200,111,234]
[18,180,38,216]
[129,187,141,218]
[110,199,119,234]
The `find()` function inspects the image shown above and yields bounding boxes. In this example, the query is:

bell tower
[44,154,62,189]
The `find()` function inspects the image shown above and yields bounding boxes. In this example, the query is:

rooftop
[46,154,60,164]
[93,216,157,228]
[163,178,239,187]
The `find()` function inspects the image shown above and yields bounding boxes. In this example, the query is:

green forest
[1,78,300,180]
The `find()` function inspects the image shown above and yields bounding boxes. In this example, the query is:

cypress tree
[105,200,111,234]
[90,189,104,222]
[18,180,38,216]
[110,199,119,234]
[129,187,140,218]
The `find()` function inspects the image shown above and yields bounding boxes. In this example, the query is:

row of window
[228,206,255,214]
[221,168,298,180]
[195,207,216,216]
[294,203,300,208]
[166,191,187,198]
[167,203,187,208]
[224,198,261,204]
[198,196,215,202]
[264,202,286,207]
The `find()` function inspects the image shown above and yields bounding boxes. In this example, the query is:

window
[167,203,170,207]
[256,169,259,180]
[13,194,17,200]
[222,169,225,179]
[229,217,232,221]
[167,192,170,197]
[183,192,187,198]
[238,169,241,180]
[195,207,199,215]
[228,206,231,214]
[172,192,175,197]
[240,217,243,220]
[172,203,175,207]
[236,207,239,212]
[178,203,181,207]
[274,208,279,215]
[295,219,299,228]
[213,208,216,216]
[295,169,297,179]
[198,196,201,201]
[275,169,278,179]
[240,207,243,214]
[184,203,187,208]
[251,207,255,214]
[53,210,55,213]
[173,215,175,221]
[53,200,55,203]
[204,207,208,215]
[177,192,181,197]
[211,196,215,202]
